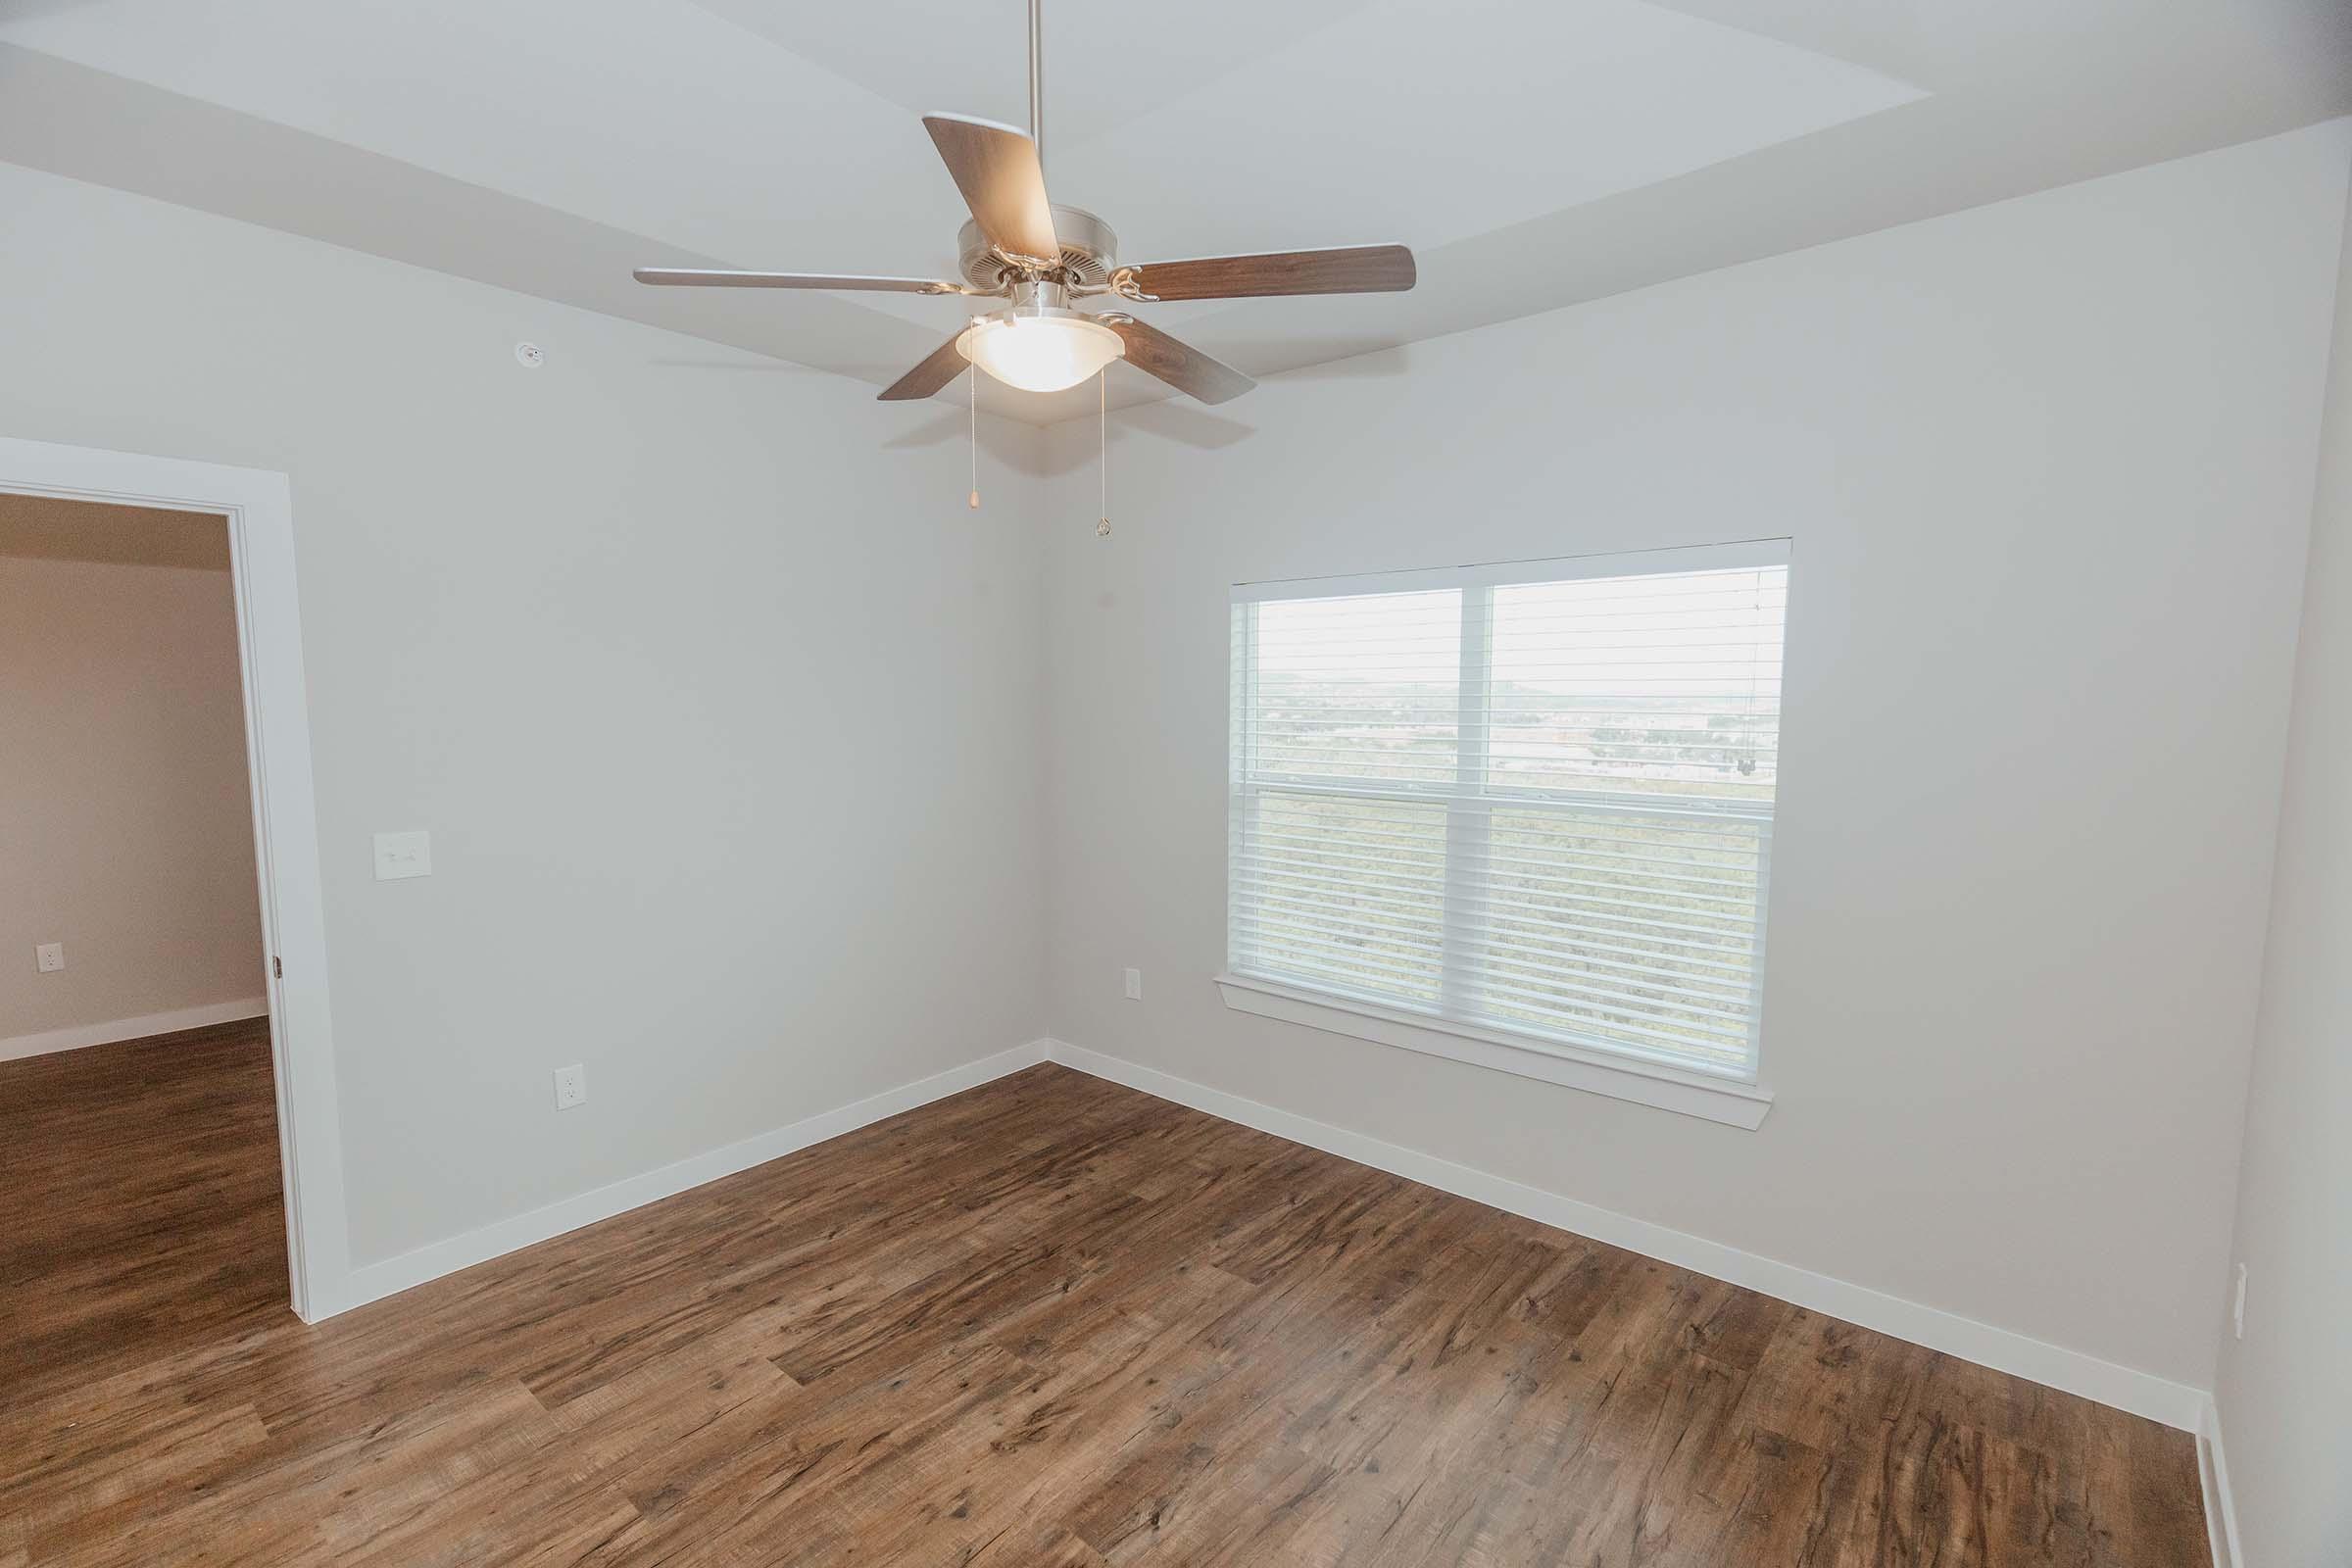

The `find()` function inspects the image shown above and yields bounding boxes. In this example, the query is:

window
[1226,541,1788,1093]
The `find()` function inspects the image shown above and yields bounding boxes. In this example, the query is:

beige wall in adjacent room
[1,495,266,1051]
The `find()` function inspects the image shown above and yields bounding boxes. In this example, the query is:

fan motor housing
[959,203,1117,288]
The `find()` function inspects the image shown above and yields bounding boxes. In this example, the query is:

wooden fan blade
[1098,316,1254,405]
[878,331,971,402]
[634,269,963,294]
[921,114,1059,267]
[1118,244,1415,302]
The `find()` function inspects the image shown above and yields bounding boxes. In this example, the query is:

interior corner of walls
[2197,1397,2243,1568]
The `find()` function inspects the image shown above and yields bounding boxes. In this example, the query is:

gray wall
[2213,151,2352,1567]
[0,159,1052,1266]
[1040,122,2349,1392]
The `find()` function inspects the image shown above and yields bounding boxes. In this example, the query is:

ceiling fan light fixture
[638,1,1410,408]
[956,309,1124,393]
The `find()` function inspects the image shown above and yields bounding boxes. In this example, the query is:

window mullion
[1440,586,1494,1018]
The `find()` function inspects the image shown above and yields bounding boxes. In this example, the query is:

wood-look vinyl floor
[1,1027,2207,1566]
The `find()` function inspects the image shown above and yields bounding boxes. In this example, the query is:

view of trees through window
[1229,554,1788,1078]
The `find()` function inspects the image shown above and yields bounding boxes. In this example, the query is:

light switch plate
[372,830,432,881]
[1123,966,1143,1001]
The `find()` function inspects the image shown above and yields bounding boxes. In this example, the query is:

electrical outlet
[554,1063,587,1110]
[34,942,65,973]
[1123,966,1143,1001]
[2232,1263,2248,1340]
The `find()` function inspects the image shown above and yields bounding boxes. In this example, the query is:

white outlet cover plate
[372,830,432,881]
[35,941,65,972]
[554,1063,586,1109]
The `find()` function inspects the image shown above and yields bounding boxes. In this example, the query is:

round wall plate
[514,342,544,368]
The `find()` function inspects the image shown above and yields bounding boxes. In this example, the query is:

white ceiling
[2,0,2346,425]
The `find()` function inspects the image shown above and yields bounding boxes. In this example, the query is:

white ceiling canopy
[1,0,2345,424]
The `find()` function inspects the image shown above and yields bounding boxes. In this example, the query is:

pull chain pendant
[967,362,981,509]
[1096,368,1110,537]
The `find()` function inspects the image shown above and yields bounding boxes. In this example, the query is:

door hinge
[272,956,283,979]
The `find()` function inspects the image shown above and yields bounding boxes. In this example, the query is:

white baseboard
[2198,1398,2241,1568]
[306,1029,2213,1440]
[1041,1038,2209,1434]
[328,1039,1053,1317]
[0,996,269,1063]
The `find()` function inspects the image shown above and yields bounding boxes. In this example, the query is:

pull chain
[1096,368,1110,537]
[966,362,981,510]
[1738,569,1761,777]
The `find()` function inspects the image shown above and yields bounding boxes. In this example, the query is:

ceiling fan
[633,0,1415,406]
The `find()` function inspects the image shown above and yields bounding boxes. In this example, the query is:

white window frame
[1220,540,1788,1129]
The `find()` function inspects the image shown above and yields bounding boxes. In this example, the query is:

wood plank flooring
[2,1019,289,1410]
[2,1030,2208,1565]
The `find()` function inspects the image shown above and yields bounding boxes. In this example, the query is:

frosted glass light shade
[956,313,1124,393]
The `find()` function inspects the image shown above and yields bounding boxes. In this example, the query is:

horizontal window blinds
[1229,547,1788,1080]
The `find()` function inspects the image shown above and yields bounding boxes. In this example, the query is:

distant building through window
[1228,542,1789,1081]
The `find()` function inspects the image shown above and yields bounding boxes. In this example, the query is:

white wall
[1,514,265,1047]
[2212,152,2352,1567]
[0,160,1051,1267]
[1041,122,2351,1392]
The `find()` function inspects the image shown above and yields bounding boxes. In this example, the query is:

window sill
[1212,973,1774,1130]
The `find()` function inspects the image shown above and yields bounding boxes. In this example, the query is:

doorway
[0,437,347,1322]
